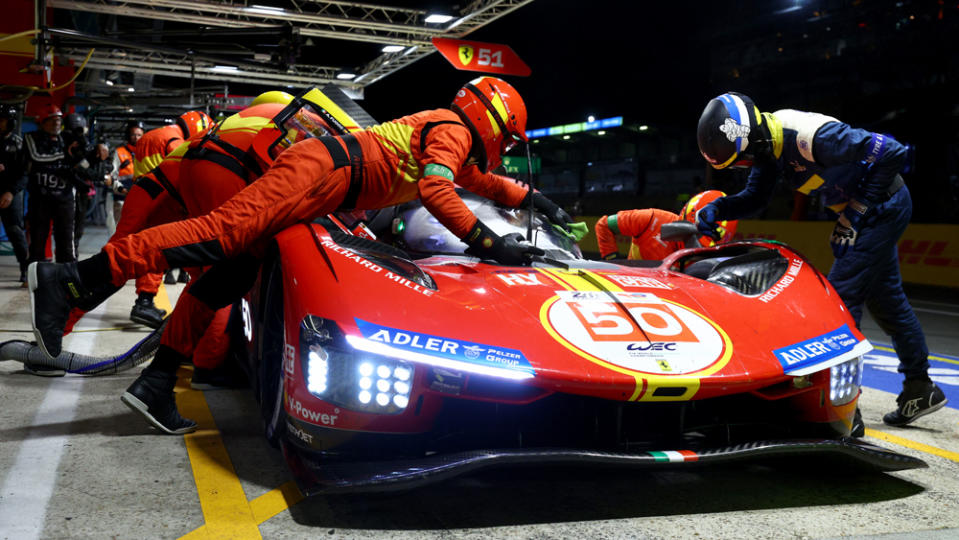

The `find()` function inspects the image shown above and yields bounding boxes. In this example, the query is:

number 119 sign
[432,37,531,77]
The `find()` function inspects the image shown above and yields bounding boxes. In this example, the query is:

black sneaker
[28,261,84,359]
[882,379,948,427]
[121,369,197,434]
[850,407,865,438]
[130,297,167,329]
[18,269,27,284]
[164,270,177,285]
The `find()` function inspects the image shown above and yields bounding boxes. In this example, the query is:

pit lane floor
[1,226,957,540]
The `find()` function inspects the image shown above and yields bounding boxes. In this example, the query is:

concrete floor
[1,226,958,539]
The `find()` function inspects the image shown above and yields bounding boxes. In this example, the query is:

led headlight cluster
[829,356,863,405]
[300,315,414,414]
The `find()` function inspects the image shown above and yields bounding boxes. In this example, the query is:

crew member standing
[0,105,29,283]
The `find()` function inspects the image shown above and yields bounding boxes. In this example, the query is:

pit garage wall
[577,218,959,289]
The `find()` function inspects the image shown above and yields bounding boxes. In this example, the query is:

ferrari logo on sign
[458,45,474,66]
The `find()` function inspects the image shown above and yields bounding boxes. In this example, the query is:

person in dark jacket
[695,92,947,433]
[0,105,29,283]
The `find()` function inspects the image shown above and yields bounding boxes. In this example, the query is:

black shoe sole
[121,391,197,435]
[24,363,66,377]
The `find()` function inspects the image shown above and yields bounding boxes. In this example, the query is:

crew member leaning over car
[694,92,947,433]
[58,93,306,394]
[30,76,574,434]
[595,190,738,260]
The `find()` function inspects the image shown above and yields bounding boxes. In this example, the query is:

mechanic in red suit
[125,110,213,328]
[594,190,738,260]
[60,90,320,391]
[30,77,573,434]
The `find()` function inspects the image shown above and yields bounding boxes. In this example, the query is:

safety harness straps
[318,134,364,210]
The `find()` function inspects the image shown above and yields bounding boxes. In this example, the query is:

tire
[258,256,286,447]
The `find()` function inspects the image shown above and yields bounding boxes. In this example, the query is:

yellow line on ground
[156,281,174,316]
[873,345,959,366]
[249,481,305,524]
[175,367,262,540]
[866,427,959,463]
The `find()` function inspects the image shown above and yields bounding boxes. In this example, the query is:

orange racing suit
[595,208,683,260]
[99,108,531,286]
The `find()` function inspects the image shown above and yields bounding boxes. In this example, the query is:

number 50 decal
[570,300,698,343]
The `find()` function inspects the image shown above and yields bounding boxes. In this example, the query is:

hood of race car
[281,226,870,402]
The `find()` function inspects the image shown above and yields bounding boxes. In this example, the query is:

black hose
[0,320,165,375]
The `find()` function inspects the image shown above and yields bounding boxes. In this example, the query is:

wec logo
[627,342,677,351]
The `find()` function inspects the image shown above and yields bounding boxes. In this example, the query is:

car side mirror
[660,221,701,249]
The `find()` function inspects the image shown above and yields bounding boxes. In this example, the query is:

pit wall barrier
[576,217,959,289]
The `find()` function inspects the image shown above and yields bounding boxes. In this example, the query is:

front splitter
[281,438,926,496]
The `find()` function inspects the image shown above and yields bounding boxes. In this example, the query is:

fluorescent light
[425,14,455,24]
[336,72,356,80]
[211,65,239,72]
[104,79,114,86]
[382,45,405,53]
[597,130,606,135]
[246,4,285,15]
[126,87,135,92]
[638,125,648,131]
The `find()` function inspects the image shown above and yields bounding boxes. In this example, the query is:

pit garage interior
[2,1,959,539]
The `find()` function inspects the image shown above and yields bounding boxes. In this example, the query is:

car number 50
[571,301,689,342]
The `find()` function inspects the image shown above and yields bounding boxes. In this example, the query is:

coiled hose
[0,320,165,375]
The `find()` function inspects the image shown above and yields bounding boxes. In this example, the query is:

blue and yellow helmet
[697,92,766,170]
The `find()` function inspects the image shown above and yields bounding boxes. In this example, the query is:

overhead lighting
[246,4,285,15]
[211,65,239,72]
[126,87,135,92]
[104,79,114,86]
[424,14,455,24]
[638,125,648,131]
[382,45,405,53]
[336,72,357,80]
[597,130,606,135]
[587,115,595,122]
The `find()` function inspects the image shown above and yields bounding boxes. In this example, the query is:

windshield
[399,191,582,260]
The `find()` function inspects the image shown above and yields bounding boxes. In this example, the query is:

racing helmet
[251,90,295,107]
[450,76,528,173]
[37,104,63,123]
[697,92,770,170]
[249,88,340,167]
[64,113,88,136]
[679,190,738,247]
[0,105,17,133]
[176,110,213,139]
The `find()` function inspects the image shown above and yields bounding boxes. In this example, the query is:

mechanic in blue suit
[695,92,947,434]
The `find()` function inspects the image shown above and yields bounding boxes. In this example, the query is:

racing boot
[130,293,167,329]
[164,269,177,285]
[28,255,114,359]
[882,378,947,427]
[121,367,196,435]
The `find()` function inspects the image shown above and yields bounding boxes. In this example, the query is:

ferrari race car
[232,192,925,495]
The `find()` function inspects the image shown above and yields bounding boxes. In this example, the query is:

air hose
[0,320,165,375]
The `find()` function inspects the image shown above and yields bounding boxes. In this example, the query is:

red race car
[232,192,925,495]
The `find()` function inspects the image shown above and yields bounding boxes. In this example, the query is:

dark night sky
[363,1,710,133]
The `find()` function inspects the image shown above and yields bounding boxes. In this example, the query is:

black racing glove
[463,219,545,266]
[524,191,572,232]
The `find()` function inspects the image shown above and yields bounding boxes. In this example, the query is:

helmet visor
[267,102,335,159]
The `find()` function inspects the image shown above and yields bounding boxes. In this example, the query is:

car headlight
[829,356,863,405]
[300,315,414,414]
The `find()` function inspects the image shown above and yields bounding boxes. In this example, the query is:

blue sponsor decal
[354,319,535,376]
[773,324,859,373]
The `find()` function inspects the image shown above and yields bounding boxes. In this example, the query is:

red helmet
[176,110,213,139]
[451,76,527,173]
[37,104,63,122]
[679,190,738,247]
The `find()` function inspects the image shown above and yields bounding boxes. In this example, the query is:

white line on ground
[0,332,94,539]
[912,307,959,317]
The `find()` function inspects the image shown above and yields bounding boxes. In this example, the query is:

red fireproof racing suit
[595,208,683,260]
[99,109,530,286]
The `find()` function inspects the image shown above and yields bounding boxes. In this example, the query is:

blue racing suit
[709,109,929,379]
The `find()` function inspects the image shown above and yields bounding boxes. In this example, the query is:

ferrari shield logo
[458,45,474,66]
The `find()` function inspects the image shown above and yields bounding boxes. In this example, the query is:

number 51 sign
[432,37,531,77]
